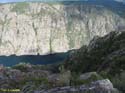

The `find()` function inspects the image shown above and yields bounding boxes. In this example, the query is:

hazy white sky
[0,0,25,3]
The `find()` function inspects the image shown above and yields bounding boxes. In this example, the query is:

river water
[0,52,68,66]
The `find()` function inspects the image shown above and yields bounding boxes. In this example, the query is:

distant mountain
[0,1,125,55]
[115,0,125,3]
[61,0,125,17]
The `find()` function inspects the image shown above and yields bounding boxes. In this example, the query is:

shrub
[11,2,29,14]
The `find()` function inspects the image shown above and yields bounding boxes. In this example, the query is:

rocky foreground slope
[0,2,125,55]
[0,64,119,93]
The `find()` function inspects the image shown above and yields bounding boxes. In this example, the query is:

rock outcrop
[0,2,125,55]
[33,79,118,93]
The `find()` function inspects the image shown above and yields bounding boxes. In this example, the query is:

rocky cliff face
[0,2,125,55]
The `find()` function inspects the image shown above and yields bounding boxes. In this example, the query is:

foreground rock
[33,79,118,93]
[79,72,102,80]
[47,71,71,87]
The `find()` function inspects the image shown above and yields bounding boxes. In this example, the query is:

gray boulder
[79,72,102,80]
[47,71,71,87]
[33,79,119,93]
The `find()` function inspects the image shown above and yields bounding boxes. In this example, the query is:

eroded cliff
[0,2,125,55]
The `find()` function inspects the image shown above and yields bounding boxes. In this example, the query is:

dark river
[0,52,69,67]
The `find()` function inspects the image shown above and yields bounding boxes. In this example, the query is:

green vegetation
[11,2,29,14]
[111,72,125,92]
[12,62,30,72]
[21,77,49,87]
[63,31,125,75]
[0,15,11,26]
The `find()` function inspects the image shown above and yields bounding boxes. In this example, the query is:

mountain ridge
[1,0,125,3]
